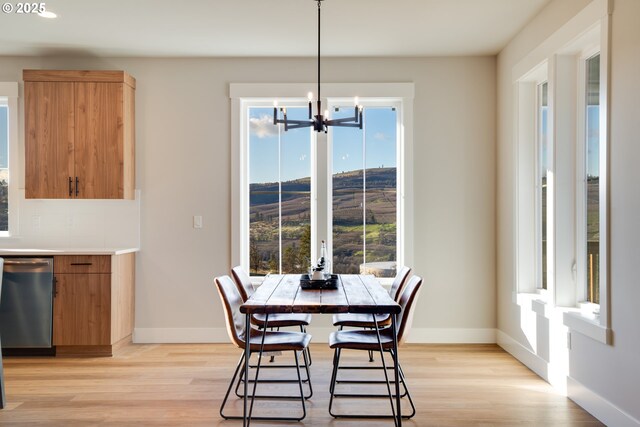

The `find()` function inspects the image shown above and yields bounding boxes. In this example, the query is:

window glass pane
[364,108,397,278]
[280,109,311,274]
[0,105,8,232]
[538,82,548,289]
[585,54,600,304]
[332,106,398,277]
[248,107,311,275]
[332,108,364,274]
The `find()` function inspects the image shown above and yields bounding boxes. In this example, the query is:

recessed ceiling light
[38,10,57,18]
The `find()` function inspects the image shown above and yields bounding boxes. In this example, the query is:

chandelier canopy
[273,0,363,133]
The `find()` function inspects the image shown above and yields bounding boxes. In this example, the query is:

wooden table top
[240,274,401,315]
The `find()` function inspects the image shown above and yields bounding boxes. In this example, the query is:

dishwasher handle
[4,260,52,267]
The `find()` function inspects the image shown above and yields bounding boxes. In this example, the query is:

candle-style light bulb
[274,100,278,107]
[324,109,329,118]
[308,92,313,101]
[354,96,359,106]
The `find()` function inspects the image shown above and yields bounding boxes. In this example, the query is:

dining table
[239,273,403,426]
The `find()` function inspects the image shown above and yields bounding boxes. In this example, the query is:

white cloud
[249,114,278,139]
[299,154,307,161]
[374,132,388,141]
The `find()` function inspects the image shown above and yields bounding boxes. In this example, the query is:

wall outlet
[32,215,41,230]
[193,215,203,229]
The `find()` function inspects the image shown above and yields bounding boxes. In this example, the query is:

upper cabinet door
[24,81,75,199]
[75,82,124,199]
[23,70,136,200]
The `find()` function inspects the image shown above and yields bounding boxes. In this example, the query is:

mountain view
[249,167,396,276]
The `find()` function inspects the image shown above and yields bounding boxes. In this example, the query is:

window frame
[0,82,19,238]
[230,83,414,284]
[245,100,316,276]
[326,98,404,281]
[515,63,549,297]
[512,0,612,344]
[535,81,549,292]
[575,46,605,310]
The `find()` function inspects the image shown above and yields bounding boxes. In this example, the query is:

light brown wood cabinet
[24,70,135,199]
[53,253,135,356]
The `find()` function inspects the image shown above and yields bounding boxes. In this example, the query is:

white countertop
[0,248,139,256]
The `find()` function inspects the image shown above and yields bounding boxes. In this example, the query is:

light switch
[193,215,203,229]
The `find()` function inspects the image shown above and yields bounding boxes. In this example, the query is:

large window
[513,2,610,344]
[248,106,311,276]
[232,83,413,281]
[331,105,398,278]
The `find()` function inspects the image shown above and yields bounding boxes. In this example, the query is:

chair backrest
[231,265,254,302]
[214,275,246,349]
[395,275,423,345]
[389,265,411,302]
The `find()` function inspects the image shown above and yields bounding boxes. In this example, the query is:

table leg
[243,312,250,427]
[373,314,397,425]
[392,314,402,426]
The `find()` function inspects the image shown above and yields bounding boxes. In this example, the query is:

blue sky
[249,106,397,183]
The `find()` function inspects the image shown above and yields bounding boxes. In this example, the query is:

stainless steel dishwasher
[0,257,54,354]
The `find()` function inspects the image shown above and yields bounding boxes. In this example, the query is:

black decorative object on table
[300,274,339,290]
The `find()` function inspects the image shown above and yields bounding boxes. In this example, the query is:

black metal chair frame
[215,276,313,426]
[328,275,422,426]
[231,338,313,400]
[217,309,311,423]
[328,316,416,423]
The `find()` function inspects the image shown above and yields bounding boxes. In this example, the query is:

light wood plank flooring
[0,344,603,426]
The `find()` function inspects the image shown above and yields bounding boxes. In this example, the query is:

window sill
[563,310,611,345]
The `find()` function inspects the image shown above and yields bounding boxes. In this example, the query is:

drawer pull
[70,262,93,266]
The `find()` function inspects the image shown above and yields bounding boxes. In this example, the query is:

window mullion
[278,122,283,274]
[362,108,367,268]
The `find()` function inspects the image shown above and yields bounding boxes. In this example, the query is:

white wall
[0,55,496,343]
[497,0,640,425]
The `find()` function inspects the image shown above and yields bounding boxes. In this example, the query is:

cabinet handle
[75,177,79,196]
[69,177,73,196]
[70,262,93,266]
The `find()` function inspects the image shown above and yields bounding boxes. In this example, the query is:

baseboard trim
[134,327,497,344]
[133,328,229,343]
[496,330,550,382]
[567,376,640,427]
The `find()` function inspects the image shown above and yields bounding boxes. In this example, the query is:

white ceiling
[0,0,551,57]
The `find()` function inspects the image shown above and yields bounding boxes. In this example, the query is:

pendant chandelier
[273,0,363,133]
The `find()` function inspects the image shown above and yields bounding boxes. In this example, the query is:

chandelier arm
[327,116,360,124]
[325,121,363,129]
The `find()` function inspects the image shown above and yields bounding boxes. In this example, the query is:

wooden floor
[0,343,603,426]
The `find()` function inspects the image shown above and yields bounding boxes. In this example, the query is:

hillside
[249,167,397,276]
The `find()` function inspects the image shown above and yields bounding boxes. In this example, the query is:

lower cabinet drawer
[54,255,111,274]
